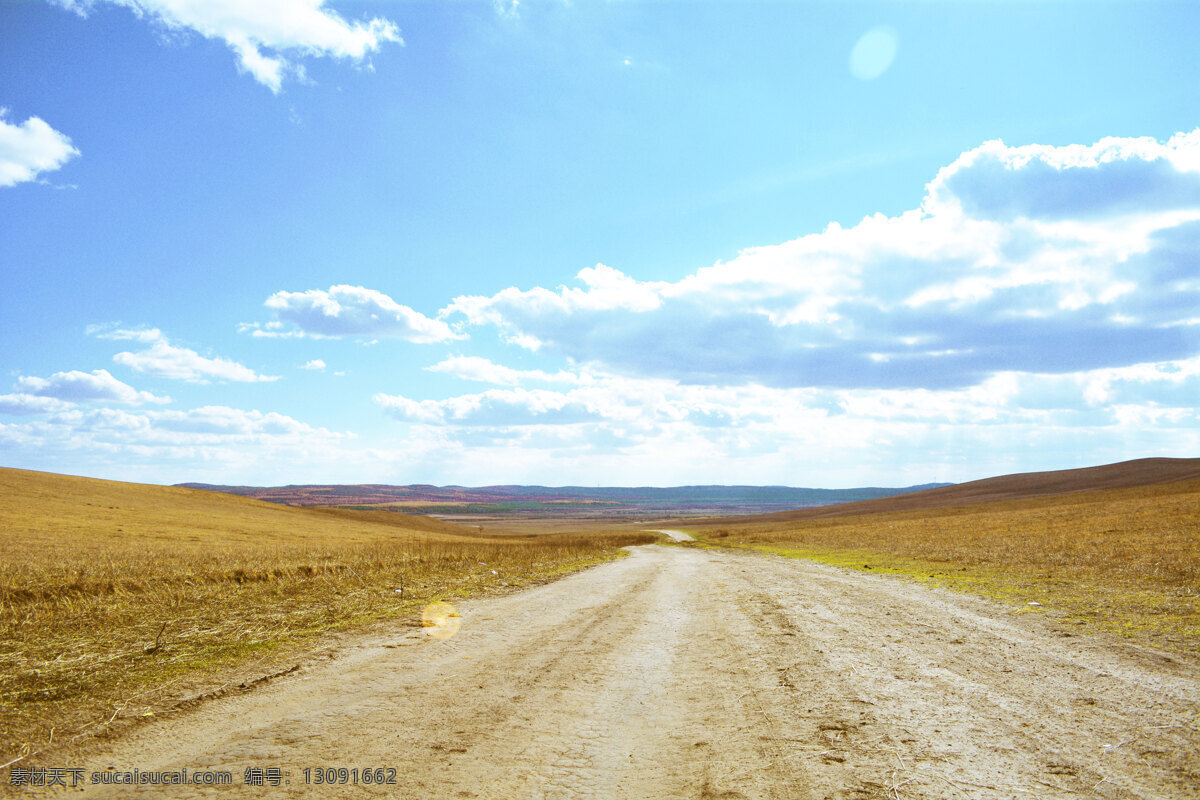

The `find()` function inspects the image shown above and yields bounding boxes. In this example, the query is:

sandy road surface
[50,546,1198,799]
[649,529,695,542]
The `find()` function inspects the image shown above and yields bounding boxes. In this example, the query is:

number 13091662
[303,767,398,785]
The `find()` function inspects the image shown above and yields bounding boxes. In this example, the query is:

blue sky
[2,0,1199,487]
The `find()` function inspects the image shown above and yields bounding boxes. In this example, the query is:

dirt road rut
[59,546,1198,799]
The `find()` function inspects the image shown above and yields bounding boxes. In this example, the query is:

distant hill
[0,466,474,546]
[700,457,1200,523]
[173,481,953,519]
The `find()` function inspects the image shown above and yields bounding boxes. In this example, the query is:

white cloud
[14,403,343,445]
[362,355,1200,486]
[9,360,1198,487]
[236,320,305,339]
[52,0,402,92]
[13,130,1200,487]
[301,359,326,371]
[0,109,80,187]
[367,125,1200,482]
[87,325,163,342]
[376,387,603,427]
[14,369,170,406]
[145,405,321,436]
[448,263,665,329]
[926,130,1200,221]
[0,402,354,483]
[114,344,278,384]
[0,394,78,415]
[445,130,1200,392]
[425,356,579,386]
[92,327,279,383]
[254,284,462,343]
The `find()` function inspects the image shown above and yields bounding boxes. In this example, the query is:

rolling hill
[0,466,472,549]
[698,457,1200,523]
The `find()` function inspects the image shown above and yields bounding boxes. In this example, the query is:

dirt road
[649,529,695,541]
[55,546,1198,799]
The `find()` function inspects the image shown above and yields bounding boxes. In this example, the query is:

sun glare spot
[850,26,899,81]
[422,602,462,640]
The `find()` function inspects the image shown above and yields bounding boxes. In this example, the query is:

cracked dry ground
[52,546,1200,799]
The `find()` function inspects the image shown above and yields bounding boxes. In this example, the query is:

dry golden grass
[687,477,1200,654]
[0,468,655,765]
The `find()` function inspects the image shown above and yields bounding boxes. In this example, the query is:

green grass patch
[748,543,1061,607]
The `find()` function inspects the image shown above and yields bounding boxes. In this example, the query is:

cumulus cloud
[0,109,80,187]
[301,359,327,370]
[52,0,402,92]
[14,369,170,405]
[92,326,279,383]
[927,130,1200,221]
[251,284,462,343]
[444,130,1200,391]
[389,124,1200,470]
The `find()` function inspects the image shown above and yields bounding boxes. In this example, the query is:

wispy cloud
[0,394,81,415]
[50,0,402,92]
[0,403,353,483]
[92,326,279,383]
[375,387,603,427]
[493,0,520,19]
[14,369,170,406]
[425,356,579,386]
[367,353,1200,483]
[0,109,80,188]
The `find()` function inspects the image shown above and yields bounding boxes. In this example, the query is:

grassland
[6,464,1197,769]
[685,477,1200,654]
[0,468,655,766]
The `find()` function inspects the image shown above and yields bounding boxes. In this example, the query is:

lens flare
[421,602,462,640]
[850,26,899,81]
